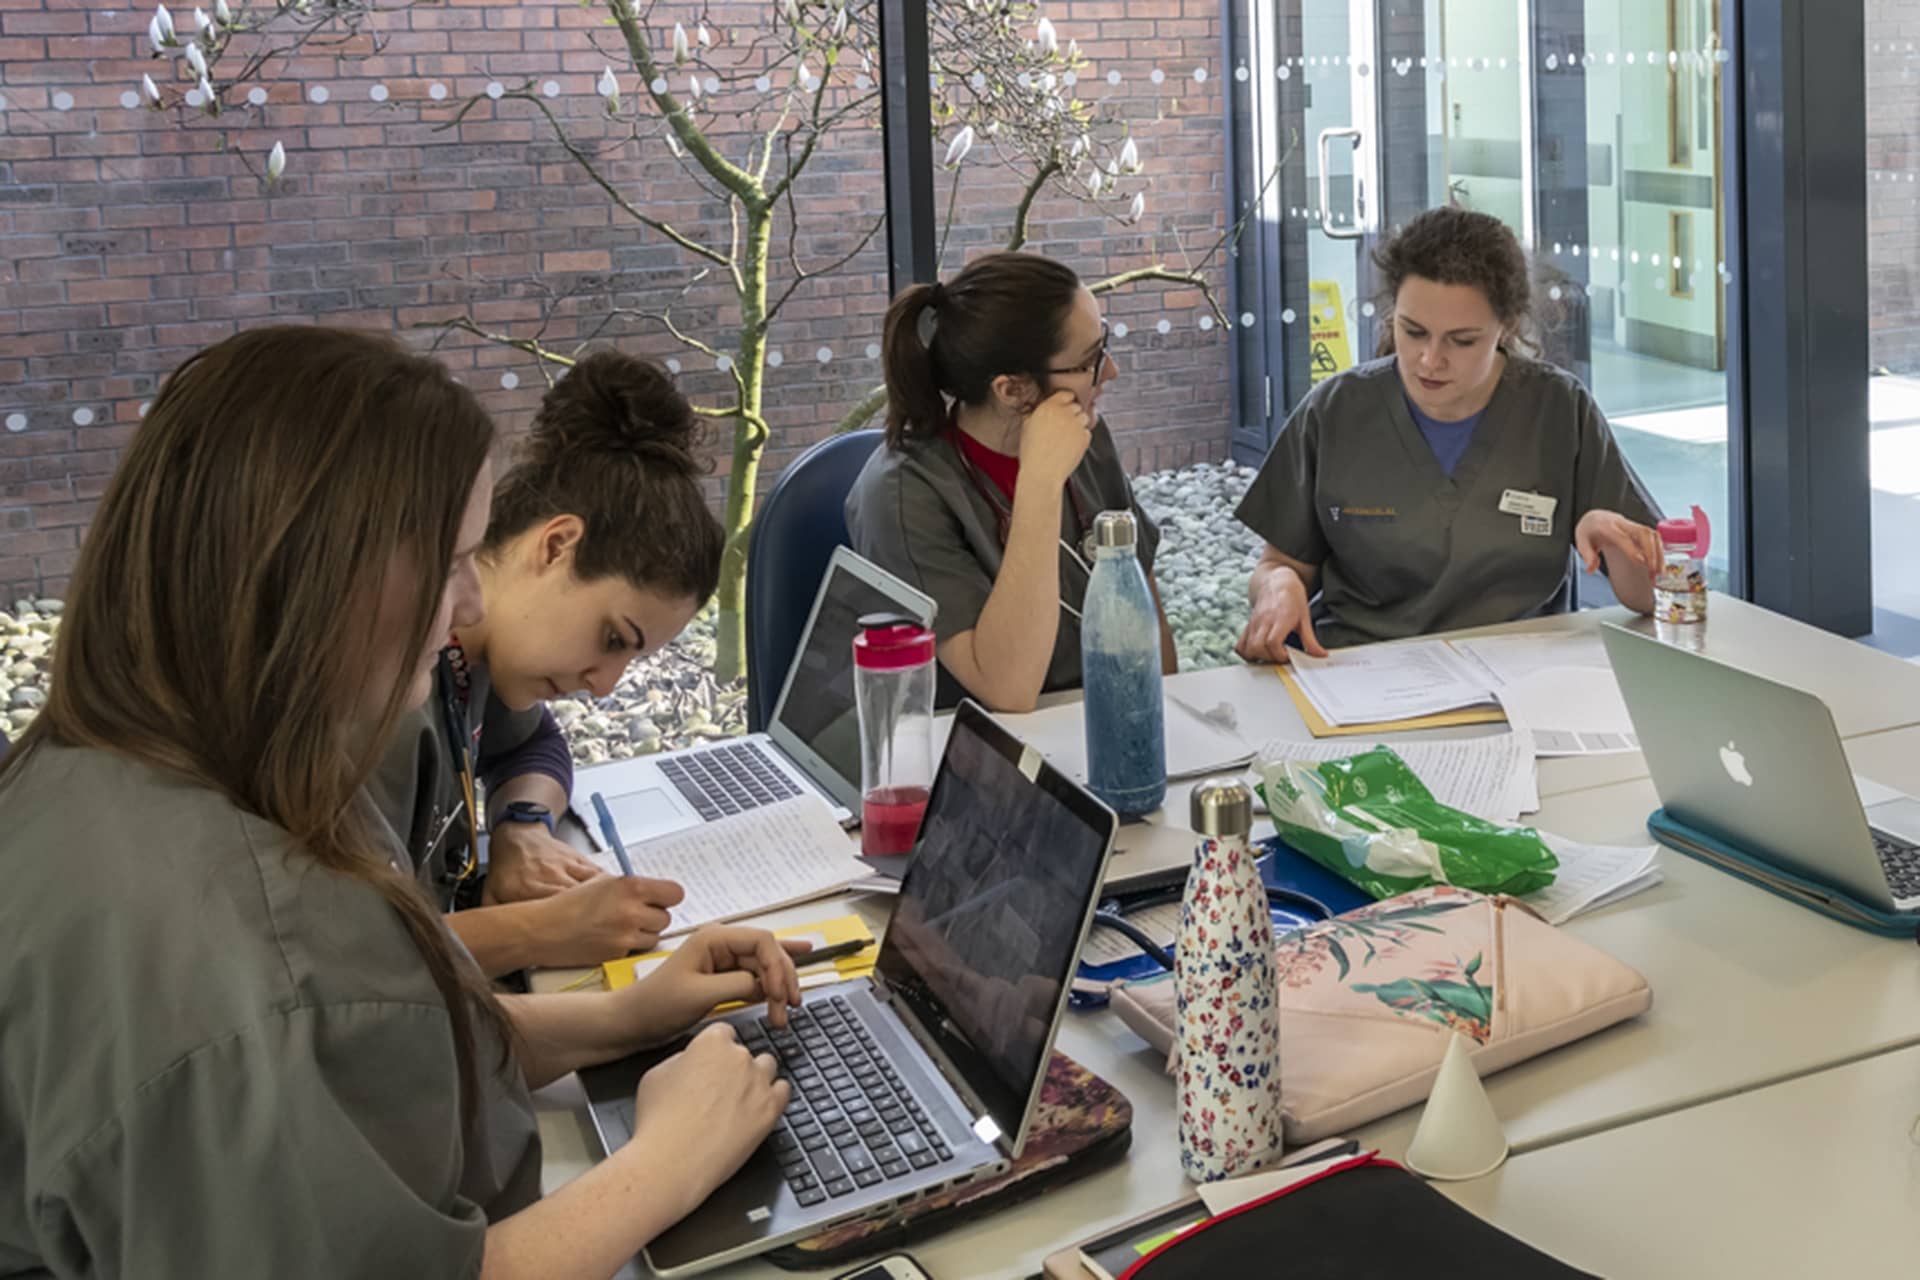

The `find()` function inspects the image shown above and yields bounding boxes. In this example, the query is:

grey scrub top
[844,419,1161,703]
[1235,354,1662,648]
[0,742,541,1278]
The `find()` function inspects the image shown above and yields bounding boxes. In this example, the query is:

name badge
[1498,489,1558,520]
[1520,513,1553,537]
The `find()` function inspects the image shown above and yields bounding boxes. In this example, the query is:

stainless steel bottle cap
[1091,509,1137,550]
[1190,778,1253,838]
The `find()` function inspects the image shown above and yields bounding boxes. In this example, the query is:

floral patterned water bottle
[1175,778,1284,1182]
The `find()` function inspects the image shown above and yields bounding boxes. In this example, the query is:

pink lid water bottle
[1654,505,1711,625]
[853,614,936,856]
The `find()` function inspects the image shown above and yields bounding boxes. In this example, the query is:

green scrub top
[843,419,1161,703]
[0,742,540,1278]
[1235,354,1662,648]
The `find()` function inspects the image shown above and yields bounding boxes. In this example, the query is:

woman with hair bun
[374,350,725,977]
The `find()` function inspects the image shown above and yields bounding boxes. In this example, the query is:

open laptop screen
[772,553,932,797]
[873,702,1115,1147]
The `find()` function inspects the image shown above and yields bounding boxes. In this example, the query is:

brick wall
[0,0,1232,598]
[1869,2,1920,375]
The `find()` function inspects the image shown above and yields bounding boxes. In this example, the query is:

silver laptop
[1602,624,1920,912]
[579,700,1118,1276]
[571,547,935,843]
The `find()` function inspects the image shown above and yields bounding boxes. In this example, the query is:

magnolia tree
[135,0,1273,682]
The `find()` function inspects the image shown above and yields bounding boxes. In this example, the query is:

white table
[538,609,1920,1277]
[1439,1043,1920,1275]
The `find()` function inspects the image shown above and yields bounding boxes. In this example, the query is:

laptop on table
[572,547,935,844]
[1602,623,1920,913]
[579,700,1119,1276]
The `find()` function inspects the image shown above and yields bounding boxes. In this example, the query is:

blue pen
[589,792,636,878]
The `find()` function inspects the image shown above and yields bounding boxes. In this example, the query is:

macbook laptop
[572,547,935,843]
[1601,623,1920,912]
[580,700,1119,1276]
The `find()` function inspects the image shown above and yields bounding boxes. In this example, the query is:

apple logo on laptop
[1719,741,1754,788]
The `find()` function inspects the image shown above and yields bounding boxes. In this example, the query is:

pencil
[588,792,635,878]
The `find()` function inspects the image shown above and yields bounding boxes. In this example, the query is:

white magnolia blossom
[830,6,847,40]
[141,74,162,108]
[196,74,216,113]
[666,132,685,158]
[1035,16,1058,56]
[1068,39,1080,63]
[1119,136,1141,174]
[184,41,207,78]
[1068,134,1087,159]
[672,22,689,64]
[687,74,702,99]
[942,124,975,168]
[266,139,286,181]
[148,4,177,52]
[782,0,799,26]
[214,0,232,25]
[597,65,620,111]
[1128,191,1146,222]
[697,22,712,46]
[194,7,211,34]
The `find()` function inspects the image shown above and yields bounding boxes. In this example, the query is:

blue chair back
[745,428,884,733]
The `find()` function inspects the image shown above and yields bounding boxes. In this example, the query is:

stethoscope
[1088,881,1335,971]
[950,431,1100,622]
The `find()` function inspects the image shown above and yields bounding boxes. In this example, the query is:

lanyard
[434,648,483,884]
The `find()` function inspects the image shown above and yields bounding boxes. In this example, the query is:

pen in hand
[588,792,635,878]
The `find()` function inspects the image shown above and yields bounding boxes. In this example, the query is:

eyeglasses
[1047,321,1111,378]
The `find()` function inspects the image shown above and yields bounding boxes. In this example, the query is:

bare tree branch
[766,211,886,323]
[415,316,578,368]
[1005,158,1062,252]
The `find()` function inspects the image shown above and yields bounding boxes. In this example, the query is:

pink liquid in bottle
[861,784,930,856]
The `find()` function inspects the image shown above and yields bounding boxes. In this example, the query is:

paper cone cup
[1405,1032,1509,1181]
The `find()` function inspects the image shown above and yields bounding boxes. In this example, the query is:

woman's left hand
[1574,509,1662,579]
[625,925,809,1045]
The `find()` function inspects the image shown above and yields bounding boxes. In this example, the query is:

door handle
[1316,126,1365,240]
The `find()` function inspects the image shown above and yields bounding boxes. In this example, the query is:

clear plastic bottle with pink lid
[1653,505,1711,625]
[852,613,936,856]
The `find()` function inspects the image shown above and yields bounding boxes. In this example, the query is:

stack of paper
[1286,642,1500,727]
[1450,635,1640,756]
[583,795,869,938]
[1521,834,1663,924]
[1261,732,1539,825]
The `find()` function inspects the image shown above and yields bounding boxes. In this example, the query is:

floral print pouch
[1110,885,1651,1144]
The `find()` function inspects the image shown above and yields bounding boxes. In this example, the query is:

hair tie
[926,280,946,310]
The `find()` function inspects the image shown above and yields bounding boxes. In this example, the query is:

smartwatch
[499,801,556,836]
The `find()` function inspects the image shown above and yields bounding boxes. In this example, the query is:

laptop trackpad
[1864,795,1920,842]
[604,786,691,841]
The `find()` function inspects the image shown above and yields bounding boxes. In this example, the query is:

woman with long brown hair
[0,327,802,1277]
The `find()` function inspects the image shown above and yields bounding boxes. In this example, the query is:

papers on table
[585,795,868,938]
[1522,834,1663,924]
[1287,642,1498,726]
[994,694,1256,784]
[1261,732,1539,825]
[1079,900,1183,967]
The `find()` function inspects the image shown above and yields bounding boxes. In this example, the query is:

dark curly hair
[484,351,725,604]
[1372,207,1539,357]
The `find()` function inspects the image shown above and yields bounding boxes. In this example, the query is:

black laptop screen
[773,563,915,790]
[874,703,1115,1143]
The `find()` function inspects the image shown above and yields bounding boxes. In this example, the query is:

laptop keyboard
[657,740,801,821]
[1870,829,1920,899]
[742,995,956,1207]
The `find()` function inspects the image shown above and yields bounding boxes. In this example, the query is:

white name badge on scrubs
[1500,489,1557,536]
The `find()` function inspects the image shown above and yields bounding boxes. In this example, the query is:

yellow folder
[599,912,878,997]
[1275,665,1508,738]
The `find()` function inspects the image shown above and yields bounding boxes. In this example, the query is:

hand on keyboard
[630,1022,790,1218]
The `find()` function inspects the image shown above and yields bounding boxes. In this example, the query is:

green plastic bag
[1257,746,1559,900]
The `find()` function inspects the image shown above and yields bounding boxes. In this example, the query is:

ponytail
[882,283,946,450]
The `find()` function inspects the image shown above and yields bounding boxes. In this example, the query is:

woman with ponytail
[374,350,728,977]
[0,328,803,1277]
[845,251,1176,714]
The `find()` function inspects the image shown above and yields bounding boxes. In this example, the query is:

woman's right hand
[1236,562,1327,663]
[629,1023,790,1219]
[531,873,686,967]
[1017,390,1093,490]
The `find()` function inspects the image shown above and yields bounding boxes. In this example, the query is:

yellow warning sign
[1309,279,1355,385]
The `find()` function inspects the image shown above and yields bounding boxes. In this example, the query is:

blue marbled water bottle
[1081,509,1166,817]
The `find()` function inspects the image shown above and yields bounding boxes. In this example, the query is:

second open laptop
[571,546,935,844]
[1602,623,1920,912]
[579,700,1119,1276]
